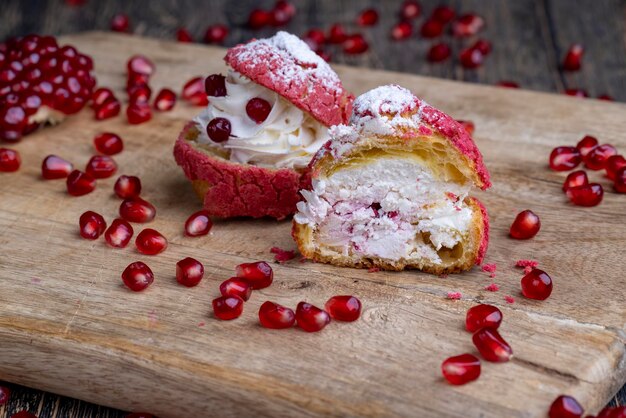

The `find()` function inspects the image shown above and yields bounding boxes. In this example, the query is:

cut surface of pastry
[292,85,490,274]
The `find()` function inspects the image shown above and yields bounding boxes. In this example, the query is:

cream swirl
[193,70,329,170]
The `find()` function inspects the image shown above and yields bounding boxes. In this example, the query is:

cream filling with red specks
[295,156,473,264]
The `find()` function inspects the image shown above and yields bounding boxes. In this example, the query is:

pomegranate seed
[400,0,421,19]
[235,261,273,289]
[564,89,588,98]
[296,302,330,332]
[0,385,10,404]
[562,170,588,192]
[432,5,456,23]
[270,0,295,26]
[357,8,379,26]
[128,84,152,104]
[562,44,584,71]
[328,24,348,44]
[66,170,95,196]
[204,25,228,44]
[421,19,443,38]
[0,105,27,141]
[212,295,244,320]
[509,209,541,240]
[95,98,121,120]
[135,228,168,255]
[104,218,134,248]
[615,167,626,193]
[497,80,520,88]
[184,210,212,236]
[259,301,295,329]
[205,74,227,97]
[110,14,130,33]
[391,22,413,41]
[452,13,485,37]
[121,261,154,292]
[182,77,208,106]
[576,135,599,157]
[598,94,614,101]
[86,155,118,179]
[473,39,492,55]
[465,304,502,332]
[246,98,272,124]
[219,277,252,300]
[324,295,361,321]
[127,55,155,77]
[207,117,231,142]
[119,197,156,223]
[472,327,513,362]
[10,412,37,418]
[176,28,193,43]
[0,148,21,172]
[153,88,176,111]
[316,49,331,62]
[458,120,475,135]
[549,395,584,418]
[605,155,626,180]
[78,211,107,240]
[304,29,326,47]
[114,175,142,199]
[521,268,553,300]
[597,406,626,418]
[427,42,451,62]
[126,102,152,124]
[92,88,115,108]
[566,183,603,206]
[585,144,617,170]
[94,132,124,155]
[441,354,481,385]
[176,257,204,287]
[460,47,484,69]
[126,73,149,88]
[248,9,272,29]
[343,34,369,54]
[549,146,581,171]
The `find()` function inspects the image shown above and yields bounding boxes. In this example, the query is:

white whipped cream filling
[193,69,329,169]
[294,156,473,264]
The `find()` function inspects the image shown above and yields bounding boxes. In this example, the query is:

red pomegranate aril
[176,28,193,43]
[259,301,295,329]
[562,44,584,71]
[296,302,330,332]
[207,117,231,142]
[427,43,452,62]
[305,29,326,46]
[549,146,581,171]
[86,155,117,179]
[597,406,626,418]
[452,13,485,37]
[564,89,588,98]
[458,120,475,135]
[316,49,331,62]
[328,24,348,44]
[122,262,154,292]
[135,228,168,255]
[605,155,626,180]
[576,135,599,157]
[42,154,73,179]
[521,268,553,300]
[598,94,614,101]
[205,74,226,97]
[204,25,228,44]
[119,197,156,223]
[153,88,176,111]
[104,218,134,248]
[566,183,603,207]
[114,175,142,199]
[343,34,369,54]
[549,395,584,418]
[126,102,152,124]
[248,9,272,29]
[615,167,626,193]
[182,77,208,106]
[110,14,130,33]
[400,0,421,19]
[176,257,204,287]
[220,277,252,301]
[128,84,152,104]
[10,412,38,418]
[460,47,484,69]
[95,98,121,120]
[432,5,456,23]
[325,295,361,321]
[0,385,10,404]
[271,0,295,26]
[472,327,513,362]
[441,354,481,385]
[0,105,27,140]
[184,210,212,236]
[585,144,617,170]
[127,55,155,77]
[235,261,273,289]
[563,170,588,192]
[213,295,244,320]
[246,98,272,124]
[126,73,149,88]
[357,8,379,26]
[79,211,106,240]
[66,170,95,196]
[473,39,492,55]
[421,19,443,38]
[466,304,502,332]
[391,22,413,41]
[510,209,541,240]
[94,132,123,155]
[0,148,21,172]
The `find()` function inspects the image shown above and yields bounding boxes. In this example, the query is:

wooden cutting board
[0,31,625,418]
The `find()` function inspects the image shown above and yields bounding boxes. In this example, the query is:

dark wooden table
[0,0,624,416]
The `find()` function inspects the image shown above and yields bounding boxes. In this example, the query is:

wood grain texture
[0,32,625,418]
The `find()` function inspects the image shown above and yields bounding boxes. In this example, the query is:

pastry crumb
[270,246,296,263]
[515,259,538,268]
[485,283,499,292]
[447,291,462,300]
[504,295,515,304]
